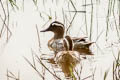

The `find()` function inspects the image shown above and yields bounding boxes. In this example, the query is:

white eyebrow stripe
[52,23,64,27]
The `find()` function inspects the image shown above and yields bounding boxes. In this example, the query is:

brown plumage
[40,21,94,55]
[73,42,94,55]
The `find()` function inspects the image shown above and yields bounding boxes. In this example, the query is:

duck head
[41,21,65,39]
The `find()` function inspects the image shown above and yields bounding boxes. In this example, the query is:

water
[0,0,119,80]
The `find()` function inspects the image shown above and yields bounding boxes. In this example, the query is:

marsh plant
[0,0,120,80]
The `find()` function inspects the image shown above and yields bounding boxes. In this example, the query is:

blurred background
[0,0,120,80]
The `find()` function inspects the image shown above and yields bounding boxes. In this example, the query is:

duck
[40,21,94,55]
[41,21,65,53]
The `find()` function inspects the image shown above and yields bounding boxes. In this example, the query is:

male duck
[40,21,93,55]
[41,21,65,53]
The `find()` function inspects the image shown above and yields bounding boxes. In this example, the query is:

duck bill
[40,28,49,32]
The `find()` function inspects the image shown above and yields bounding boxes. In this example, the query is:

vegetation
[0,0,119,80]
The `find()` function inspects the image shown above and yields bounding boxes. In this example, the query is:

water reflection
[40,31,94,79]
